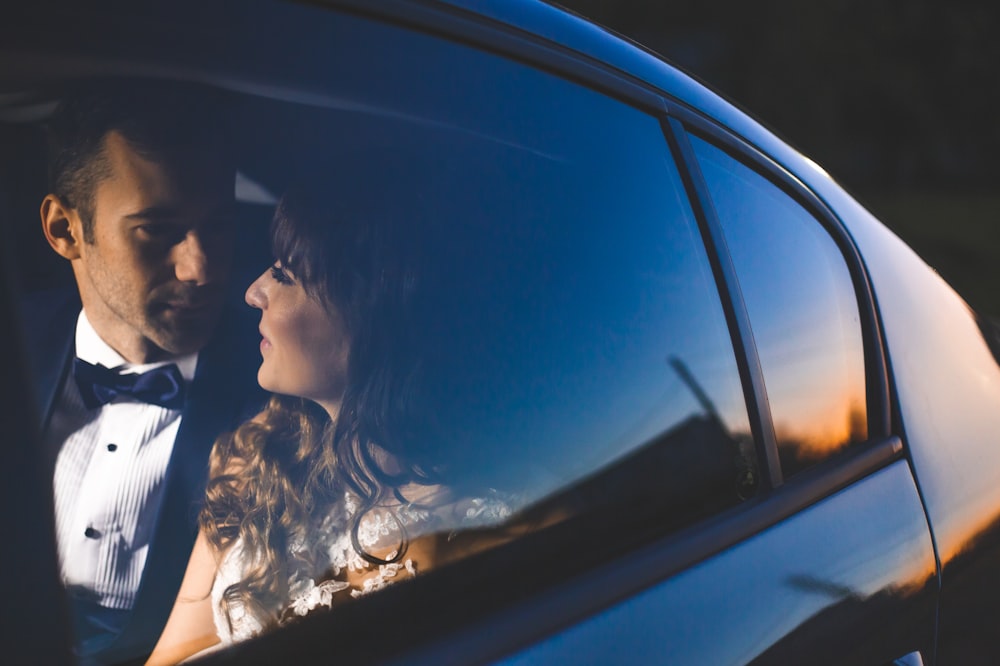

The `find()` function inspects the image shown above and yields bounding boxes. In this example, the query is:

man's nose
[174,231,212,285]
[245,271,267,309]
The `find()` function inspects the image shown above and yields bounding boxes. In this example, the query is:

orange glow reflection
[774,390,867,472]
[938,504,1000,567]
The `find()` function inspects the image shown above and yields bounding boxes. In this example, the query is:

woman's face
[245,264,351,411]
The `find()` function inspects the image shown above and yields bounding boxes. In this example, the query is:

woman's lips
[259,329,272,352]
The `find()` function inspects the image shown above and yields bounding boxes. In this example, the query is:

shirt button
[84,527,100,539]
[107,444,118,452]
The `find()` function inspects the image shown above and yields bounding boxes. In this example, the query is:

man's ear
[40,194,84,260]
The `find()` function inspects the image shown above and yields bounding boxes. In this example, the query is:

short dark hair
[45,80,230,242]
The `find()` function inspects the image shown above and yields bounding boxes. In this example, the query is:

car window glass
[227,49,760,531]
[4,4,762,654]
[688,134,868,476]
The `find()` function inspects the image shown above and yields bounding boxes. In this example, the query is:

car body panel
[496,460,935,665]
[823,196,1000,663]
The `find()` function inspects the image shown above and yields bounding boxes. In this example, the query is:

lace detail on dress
[211,488,514,645]
[288,578,351,617]
[348,552,418,598]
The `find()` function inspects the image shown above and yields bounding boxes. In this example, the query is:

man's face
[72,131,235,362]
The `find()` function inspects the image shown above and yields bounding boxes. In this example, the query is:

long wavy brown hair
[200,187,437,630]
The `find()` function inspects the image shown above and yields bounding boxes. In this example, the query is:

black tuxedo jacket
[23,288,265,664]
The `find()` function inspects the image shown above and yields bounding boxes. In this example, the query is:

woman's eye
[270,265,293,285]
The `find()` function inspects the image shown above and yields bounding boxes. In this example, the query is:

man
[27,82,263,664]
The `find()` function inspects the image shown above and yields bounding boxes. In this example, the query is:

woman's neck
[316,398,341,423]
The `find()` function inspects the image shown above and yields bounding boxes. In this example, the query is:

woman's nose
[245,270,267,309]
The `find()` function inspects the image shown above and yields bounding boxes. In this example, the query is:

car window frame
[0,1,905,664]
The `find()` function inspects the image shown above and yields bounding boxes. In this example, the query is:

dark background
[556,0,1000,317]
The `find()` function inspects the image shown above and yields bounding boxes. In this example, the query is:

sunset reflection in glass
[690,135,868,476]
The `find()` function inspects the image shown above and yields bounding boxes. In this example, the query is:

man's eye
[137,224,183,242]
[270,265,293,285]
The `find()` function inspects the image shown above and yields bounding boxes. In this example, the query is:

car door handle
[891,652,924,666]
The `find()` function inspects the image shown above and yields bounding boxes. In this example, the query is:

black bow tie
[73,358,187,410]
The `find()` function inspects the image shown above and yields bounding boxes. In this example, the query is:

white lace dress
[210,488,512,645]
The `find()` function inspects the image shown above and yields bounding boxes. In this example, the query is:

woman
[146,189,511,664]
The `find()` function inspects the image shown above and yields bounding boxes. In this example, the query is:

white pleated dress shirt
[49,311,197,612]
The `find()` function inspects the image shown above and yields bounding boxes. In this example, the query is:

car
[3,1,1000,664]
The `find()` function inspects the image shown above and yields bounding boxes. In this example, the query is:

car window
[214,37,760,540]
[687,133,868,477]
[3,3,766,657]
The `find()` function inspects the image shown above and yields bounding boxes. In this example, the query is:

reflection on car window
[689,134,868,476]
[6,5,763,654]
[222,36,761,545]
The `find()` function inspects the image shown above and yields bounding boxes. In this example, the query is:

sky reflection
[690,135,868,475]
